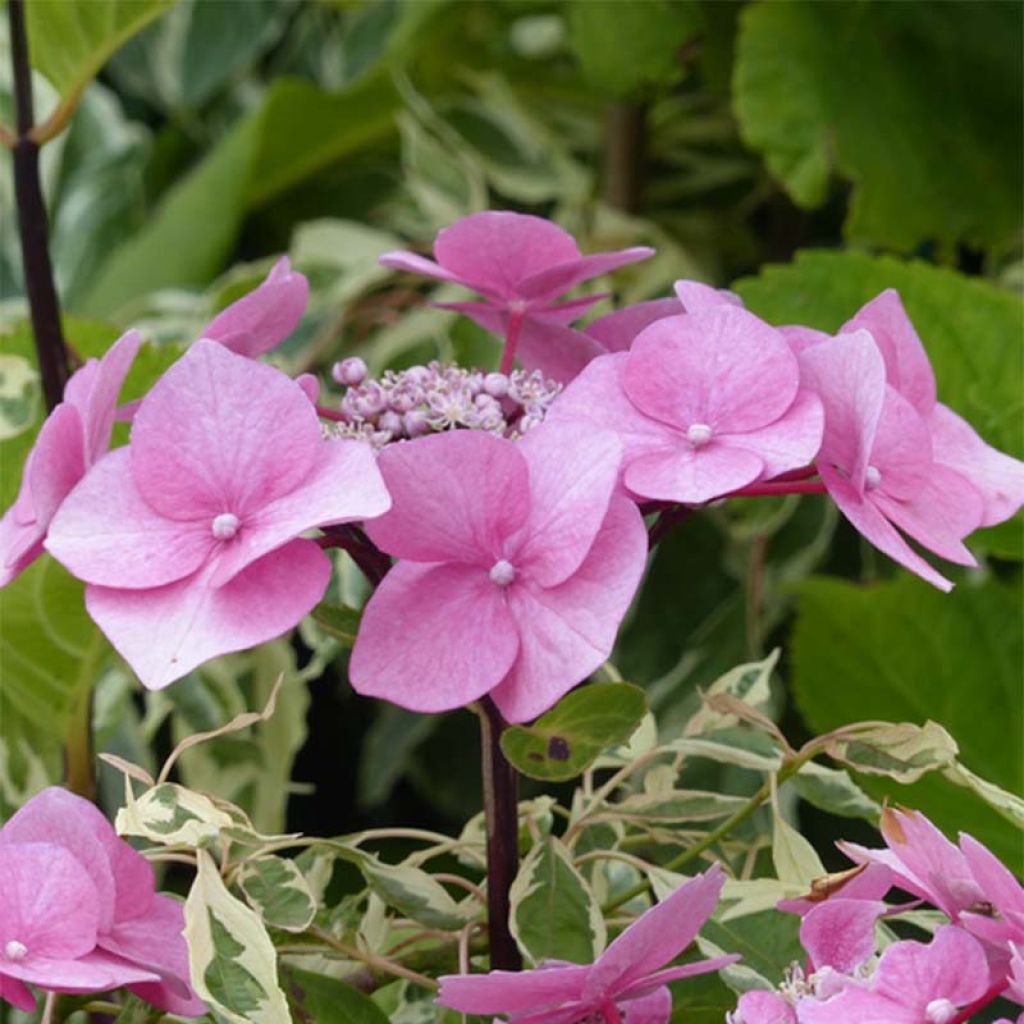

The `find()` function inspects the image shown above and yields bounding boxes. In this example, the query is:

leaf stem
[478,697,523,969]
[8,0,71,412]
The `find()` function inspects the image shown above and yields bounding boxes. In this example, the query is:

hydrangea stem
[478,696,523,970]
[499,307,526,376]
[8,0,71,412]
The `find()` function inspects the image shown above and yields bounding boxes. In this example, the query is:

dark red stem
[729,480,827,498]
[499,307,525,376]
[318,525,392,587]
[9,0,70,412]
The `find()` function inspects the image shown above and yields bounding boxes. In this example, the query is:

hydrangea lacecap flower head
[549,305,824,504]
[379,211,653,382]
[45,340,390,689]
[348,420,647,723]
[0,329,140,587]
[0,787,204,1015]
[436,864,737,1024]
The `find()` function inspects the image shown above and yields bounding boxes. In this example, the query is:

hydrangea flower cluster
[730,808,1024,1024]
[0,788,203,1016]
[325,357,562,447]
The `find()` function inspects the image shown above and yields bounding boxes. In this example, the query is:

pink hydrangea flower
[0,329,140,587]
[348,421,647,723]
[437,864,737,1023]
[550,305,824,505]
[380,211,653,377]
[0,787,204,1015]
[798,330,983,590]
[46,340,390,689]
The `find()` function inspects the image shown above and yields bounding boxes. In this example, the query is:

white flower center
[4,940,27,961]
[211,513,240,540]
[489,559,516,586]
[864,465,882,490]
[925,999,958,1024]
[686,423,713,447]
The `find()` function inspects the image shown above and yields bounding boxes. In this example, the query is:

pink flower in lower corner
[0,787,205,1015]
[437,865,736,1024]
[46,340,390,690]
[550,305,823,505]
[0,329,140,587]
[348,420,647,724]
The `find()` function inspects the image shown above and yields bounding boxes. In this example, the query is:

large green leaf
[735,249,1024,557]
[734,1,1022,252]
[282,966,389,1024]
[792,575,1023,864]
[25,0,176,135]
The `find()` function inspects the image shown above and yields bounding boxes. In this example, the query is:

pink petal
[868,388,933,500]
[800,899,887,973]
[843,289,936,417]
[0,974,35,1011]
[960,833,1024,922]
[624,444,764,505]
[583,864,726,1002]
[928,403,1024,527]
[379,249,467,287]
[818,463,954,591]
[130,340,321,522]
[738,389,824,479]
[2,948,160,992]
[516,319,607,384]
[437,295,603,331]
[0,842,100,959]
[673,279,744,312]
[86,539,330,690]
[777,861,894,916]
[799,329,887,491]
[364,431,529,565]
[26,403,86,526]
[624,308,799,435]
[873,925,989,1008]
[80,330,142,464]
[436,964,588,1014]
[434,212,581,299]
[510,422,622,587]
[732,990,797,1024]
[781,325,831,354]
[796,987,917,1024]
[491,497,646,724]
[0,489,45,586]
[621,986,672,1024]
[295,372,320,404]
[46,448,214,589]
[208,438,390,587]
[517,247,654,304]
[348,561,520,713]
[586,298,683,354]
[620,954,740,996]
[199,257,309,359]
[873,465,983,566]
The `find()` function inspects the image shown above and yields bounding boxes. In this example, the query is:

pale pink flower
[380,211,652,380]
[798,330,983,590]
[348,421,647,723]
[46,340,390,689]
[730,990,797,1024]
[549,306,823,504]
[0,788,205,1014]
[436,865,736,1023]
[0,329,140,587]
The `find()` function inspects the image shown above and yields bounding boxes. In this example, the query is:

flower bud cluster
[325,359,562,448]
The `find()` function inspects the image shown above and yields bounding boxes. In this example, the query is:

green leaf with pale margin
[772,809,825,885]
[184,849,290,1024]
[25,0,175,125]
[282,966,389,1024]
[237,856,317,933]
[509,837,605,965]
[945,761,1024,830]
[734,1,1022,251]
[699,910,802,991]
[685,650,779,738]
[735,250,1024,558]
[116,781,233,847]
[823,720,958,784]
[791,763,881,822]
[0,355,39,441]
[793,575,1023,865]
[309,602,362,648]
[501,682,648,782]
[613,790,749,823]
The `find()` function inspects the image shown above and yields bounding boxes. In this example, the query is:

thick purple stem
[479,696,522,970]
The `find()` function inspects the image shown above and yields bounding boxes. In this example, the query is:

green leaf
[237,856,317,933]
[310,602,362,648]
[735,249,1024,557]
[184,849,291,1024]
[509,837,605,965]
[822,720,959,785]
[116,781,234,848]
[0,354,40,441]
[26,0,175,131]
[791,763,881,822]
[771,809,825,885]
[699,910,802,990]
[113,994,164,1023]
[501,682,648,782]
[792,575,1023,864]
[613,790,750,823]
[733,1,1022,251]
[283,966,389,1024]
[567,0,703,99]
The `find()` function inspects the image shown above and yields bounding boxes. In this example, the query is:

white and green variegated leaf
[183,850,291,1024]
[718,878,807,922]
[945,761,1024,829]
[685,649,780,737]
[791,762,881,822]
[771,809,825,886]
[116,781,233,847]
[0,354,40,441]
[822,720,958,784]
[509,837,605,965]
[236,856,317,933]
[356,856,476,932]
[612,789,749,823]
[666,734,785,772]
